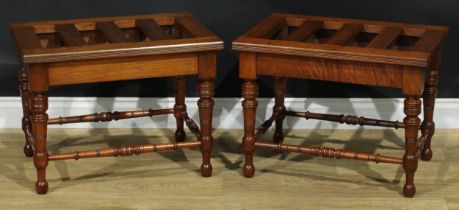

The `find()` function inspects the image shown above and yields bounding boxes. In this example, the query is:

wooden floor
[1,128,459,209]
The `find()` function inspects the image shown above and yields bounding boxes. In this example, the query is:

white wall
[1,97,458,129]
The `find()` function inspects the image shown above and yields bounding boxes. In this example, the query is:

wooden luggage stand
[10,12,223,194]
[233,13,448,197]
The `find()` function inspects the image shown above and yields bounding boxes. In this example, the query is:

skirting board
[0,97,458,129]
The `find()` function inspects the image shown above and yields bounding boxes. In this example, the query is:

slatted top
[233,13,449,67]
[10,12,223,63]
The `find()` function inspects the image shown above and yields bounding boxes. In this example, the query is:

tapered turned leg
[242,80,258,178]
[273,77,286,143]
[174,76,186,142]
[403,95,421,198]
[31,91,49,194]
[197,79,214,177]
[420,70,438,161]
[18,66,33,157]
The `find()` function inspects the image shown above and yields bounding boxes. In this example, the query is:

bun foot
[273,132,284,144]
[403,184,416,198]
[35,181,48,195]
[24,144,33,157]
[243,164,255,178]
[421,148,433,161]
[175,130,186,142]
[201,163,212,177]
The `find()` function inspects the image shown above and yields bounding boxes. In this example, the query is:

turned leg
[420,70,438,161]
[242,80,258,178]
[403,95,421,198]
[174,76,186,142]
[31,91,49,194]
[18,66,33,157]
[273,77,286,143]
[197,79,214,177]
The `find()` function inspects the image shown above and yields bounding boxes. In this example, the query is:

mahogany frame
[234,13,448,198]
[11,12,223,195]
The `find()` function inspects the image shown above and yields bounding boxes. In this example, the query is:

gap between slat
[96,21,132,43]
[285,20,323,42]
[175,16,214,38]
[244,17,286,39]
[135,19,171,41]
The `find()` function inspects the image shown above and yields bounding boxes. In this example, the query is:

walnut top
[233,13,449,67]
[11,12,223,63]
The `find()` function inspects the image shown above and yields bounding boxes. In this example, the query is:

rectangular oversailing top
[10,12,223,63]
[233,13,449,67]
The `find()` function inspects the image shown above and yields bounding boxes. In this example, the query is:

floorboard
[0,128,458,210]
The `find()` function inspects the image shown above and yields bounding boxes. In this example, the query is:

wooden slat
[11,13,223,64]
[414,30,447,53]
[285,20,323,41]
[326,23,363,45]
[175,16,214,37]
[367,27,403,49]
[274,13,449,37]
[55,24,86,46]
[136,19,170,40]
[96,21,130,43]
[11,12,191,34]
[244,17,286,39]
[11,27,42,49]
